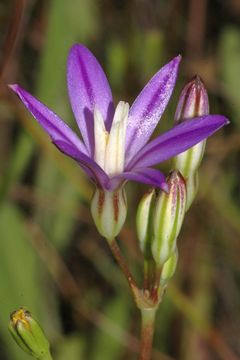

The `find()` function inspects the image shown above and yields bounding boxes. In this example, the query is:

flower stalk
[139,308,157,360]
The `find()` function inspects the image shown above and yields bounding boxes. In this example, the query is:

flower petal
[104,101,129,176]
[9,84,87,155]
[9,84,110,188]
[127,115,229,169]
[54,140,110,188]
[67,44,114,156]
[109,168,168,192]
[125,55,181,162]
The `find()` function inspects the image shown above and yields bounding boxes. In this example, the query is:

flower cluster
[9,43,230,360]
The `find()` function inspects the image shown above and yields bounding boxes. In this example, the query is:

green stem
[139,308,156,360]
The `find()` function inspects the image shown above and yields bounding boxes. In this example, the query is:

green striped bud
[91,187,127,241]
[185,171,199,211]
[136,188,156,259]
[9,308,50,360]
[173,76,209,178]
[151,171,186,266]
[160,248,178,285]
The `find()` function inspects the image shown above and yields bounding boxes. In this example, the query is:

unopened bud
[173,76,209,178]
[136,188,156,259]
[185,171,199,211]
[9,307,50,359]
[91,187,127,240]
[175,75,209,123]
[151,171,186,266]
[160,248,178,285]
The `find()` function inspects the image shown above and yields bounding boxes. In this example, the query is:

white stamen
[104,101,129,176]
[94,108,108,170]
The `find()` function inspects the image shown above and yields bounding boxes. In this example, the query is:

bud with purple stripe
[173,76,209,210]
[91,188,127,241]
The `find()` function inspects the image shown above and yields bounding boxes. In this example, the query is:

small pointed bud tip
[175,75,209,123]
[10,308,30,329]
[191,74,204,85]
[167,170,186,188]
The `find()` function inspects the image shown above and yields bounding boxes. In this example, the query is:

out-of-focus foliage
[0,0,239,359]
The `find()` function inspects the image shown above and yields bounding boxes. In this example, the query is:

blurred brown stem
[186,0,207,58]
[0,0,26,81]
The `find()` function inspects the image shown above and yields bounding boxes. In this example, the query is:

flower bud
[9,307,50,359]
[136,188,156,259]
[160,248,178,285]
[185,171,199,211]
[91,187,127,240]
[173,76,209,178]
[151,171,186,266]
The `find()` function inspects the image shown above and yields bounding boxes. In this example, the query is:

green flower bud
[185,171,199,211]
[173,76,209,178]
[160,248,178,285]
[9,308,50,360]
[151,171,186,266]
[91,187,127,240]
[136,188,156,259]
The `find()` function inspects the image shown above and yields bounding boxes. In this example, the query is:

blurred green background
[0,0,239,359]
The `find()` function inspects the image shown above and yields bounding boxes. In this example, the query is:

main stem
[139,308,156,360]
[108,238,159,360]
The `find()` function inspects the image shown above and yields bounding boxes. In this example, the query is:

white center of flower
[94,101,129,176]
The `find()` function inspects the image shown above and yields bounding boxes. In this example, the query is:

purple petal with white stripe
[127,115,229,169]
[125,55,181,163]
[9,84,87,155]
[67,44,114,156]
[109,168,168,192]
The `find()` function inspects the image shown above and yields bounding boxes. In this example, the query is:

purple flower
[9,44,229,192]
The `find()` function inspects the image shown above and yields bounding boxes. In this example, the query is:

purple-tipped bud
[173,76,209,209]
[173,76,209,178]
[136,188,156,259]
[151,171,186,266]
[91,188,127,240]
[175,75,209,124]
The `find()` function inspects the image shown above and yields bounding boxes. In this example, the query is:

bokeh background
[0,0,239,359]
